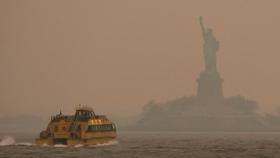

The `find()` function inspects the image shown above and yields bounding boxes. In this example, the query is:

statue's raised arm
[199,16,206,37]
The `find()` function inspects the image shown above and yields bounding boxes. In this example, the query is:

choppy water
[1,132,280,158]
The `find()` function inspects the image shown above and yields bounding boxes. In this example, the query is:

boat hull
[35,137,116,146]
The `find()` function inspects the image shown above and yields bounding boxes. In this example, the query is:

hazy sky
[1,0,280,117]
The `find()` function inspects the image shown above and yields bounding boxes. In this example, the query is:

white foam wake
[74,144,84,148]
[53,144,67,148]
[0,136,118,147]
[89,140,119,147]
[0,136,16,146]
[15,142,34,146]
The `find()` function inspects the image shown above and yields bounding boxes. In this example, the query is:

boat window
[87,124,114,132]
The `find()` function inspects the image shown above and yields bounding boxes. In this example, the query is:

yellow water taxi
[35,105,117,145]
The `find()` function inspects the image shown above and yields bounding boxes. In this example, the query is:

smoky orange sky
[1,0,280,118]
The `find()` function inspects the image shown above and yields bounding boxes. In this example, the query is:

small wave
[53,144,67,148]
[0,136,16,146]
[15,142,34,146]
[74,144,84,148]
[89,140,119,147]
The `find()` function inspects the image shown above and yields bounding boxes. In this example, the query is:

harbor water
[1,132,280,158]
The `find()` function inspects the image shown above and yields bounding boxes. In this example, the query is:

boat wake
[0,136,34,146]
[89,140,119,147]
[0,136,16,146]
[53,144,67,148]
[74,144,84,148]
[52,140,119,148]
[15,142,34,146]
[0,136,118,148]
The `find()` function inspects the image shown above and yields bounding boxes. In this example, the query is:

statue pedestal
[197,71,224,103]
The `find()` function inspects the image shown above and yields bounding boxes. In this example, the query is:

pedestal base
[197,71,223,103]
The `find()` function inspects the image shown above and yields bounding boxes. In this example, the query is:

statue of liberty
[199,16,219,72]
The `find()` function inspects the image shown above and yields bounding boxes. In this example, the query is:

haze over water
[1,0,280,157]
